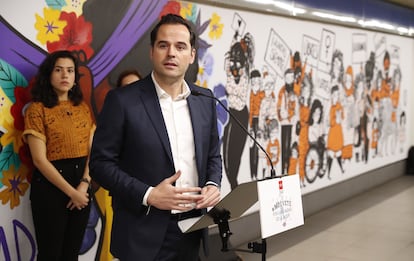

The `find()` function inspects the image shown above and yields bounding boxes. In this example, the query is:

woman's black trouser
[30,157,91,261]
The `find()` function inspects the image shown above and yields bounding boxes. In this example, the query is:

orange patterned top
[23,101,95,161]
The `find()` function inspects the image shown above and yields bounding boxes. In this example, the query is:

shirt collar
[151,72,191,100]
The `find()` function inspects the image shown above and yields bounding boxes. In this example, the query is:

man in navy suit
[89,14,222,261]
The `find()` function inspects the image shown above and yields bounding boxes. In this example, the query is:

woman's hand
[67,185,90,210]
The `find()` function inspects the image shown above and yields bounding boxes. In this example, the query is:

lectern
[180,174,304,260]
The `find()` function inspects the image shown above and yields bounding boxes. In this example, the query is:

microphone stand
[191,90,283,261]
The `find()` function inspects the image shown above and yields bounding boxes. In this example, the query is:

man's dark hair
[31,50,83,107]
[150,13,196,48]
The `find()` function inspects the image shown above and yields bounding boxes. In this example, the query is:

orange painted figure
[249,69,265,179]
[342,66,355,161]
[297,74,312,186]
[327,85,344,178]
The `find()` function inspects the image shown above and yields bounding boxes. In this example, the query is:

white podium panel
[257,174,304,238]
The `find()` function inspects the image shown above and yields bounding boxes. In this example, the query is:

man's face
[251,77,262,92]
[150,24,195,82]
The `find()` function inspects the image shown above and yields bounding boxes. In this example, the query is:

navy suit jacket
[89,75,222,261]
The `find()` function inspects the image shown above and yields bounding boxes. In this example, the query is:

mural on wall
[0,0,411,260]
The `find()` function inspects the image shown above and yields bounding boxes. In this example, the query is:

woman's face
[313,107,321,122]
[50,58,75,100]
[333,57,341,76]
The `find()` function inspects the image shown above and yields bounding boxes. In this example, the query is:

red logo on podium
[278,180,283,190]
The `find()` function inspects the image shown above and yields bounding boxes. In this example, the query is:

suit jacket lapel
[187,92,203,174]
[140,78,174,166]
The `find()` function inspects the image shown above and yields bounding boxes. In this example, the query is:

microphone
[191,90,278,178]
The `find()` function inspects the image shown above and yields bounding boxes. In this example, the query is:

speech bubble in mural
[318,29,336,73]
[264,28,290,77]
[374,33,387,59]
[352,33,367,65]
[302,34,319,69]
[231,12,246,38]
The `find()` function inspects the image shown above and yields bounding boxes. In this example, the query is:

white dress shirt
[143,73,198,211]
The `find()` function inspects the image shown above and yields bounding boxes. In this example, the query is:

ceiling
[386,0,414,9]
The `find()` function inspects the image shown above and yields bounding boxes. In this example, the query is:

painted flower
[213,84,229,143]
[1,119,24,154]
[62,0,88,17]
[35,7,67,45]
[47,12,94,59]
[11,83,33,132]
[209,13,224,40]
[180,3,197,23]
[160,1,181,18]
[0,164,29,209]
[0,87,13,129]
[193,12,212,59]
[196,52,214,87]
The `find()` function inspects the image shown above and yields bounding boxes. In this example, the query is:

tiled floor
[236,175,414,261]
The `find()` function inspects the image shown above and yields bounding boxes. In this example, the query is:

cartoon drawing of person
[327,85,344,178]
[308,99,325,145]
[277,68,299,175]
[378,51,393,157]
[291,51,307,96]
[223,32,255,189]
[307,99,327,178]
[248,69,265,179]
[342,66,356,163]
[390,66,401,154]
[297,73,312,187]
[330,50,344,87]
[354,69,365,163]
[258,69,278,178]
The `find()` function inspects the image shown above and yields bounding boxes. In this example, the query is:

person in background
[89,14,222,261]
[23,50,95,261]
[116,69,142,87]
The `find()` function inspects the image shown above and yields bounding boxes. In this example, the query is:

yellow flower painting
[0,164,29,209]
[35,7,67,45]
[209,13,224,40]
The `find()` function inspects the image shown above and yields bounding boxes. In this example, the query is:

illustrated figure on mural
[353,68,366,163]
[305,98,327,183]
[341,65,356,168]
[248,69,265,179]
[258,68,279,178]
[277,68,299,175]
[297,73,313,187]
[377,51,393,157]
[223,19,255,189]
[390,65,401,155]
[326,85,345,178]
